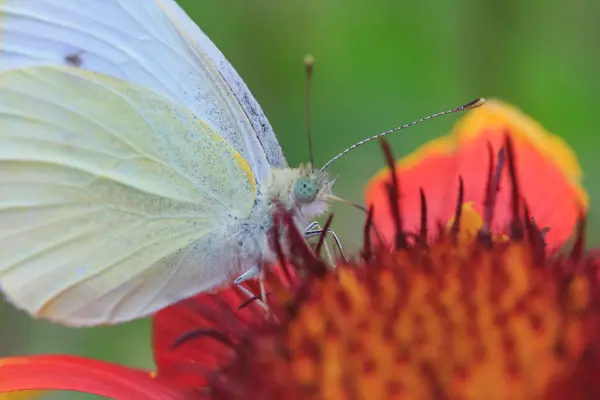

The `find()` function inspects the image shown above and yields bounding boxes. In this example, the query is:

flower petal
[365,99,587,249]
[152,258,302,391]
[0,392,43,400]
[0,355,179,400]
[451,101,587,248]
[152,283,266,389]
[365,135,458,245]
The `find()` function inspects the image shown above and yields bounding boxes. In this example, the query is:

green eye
[293,177,318,203]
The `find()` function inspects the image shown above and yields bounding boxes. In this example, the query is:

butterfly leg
[233,220,321,285]
[258,268,268,310]
[304,221,334,264]
[233,221,345,308]
[234,265,260,284]
[305,221,320,232]
[234,266,269,311]
[304,223,346,263]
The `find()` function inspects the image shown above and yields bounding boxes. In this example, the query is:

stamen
[315,214,335,256]
[478,144,495,245]
[530,217,550,242]
[380,139,407,249]
[494,147,505,193]
[419,188,428,245]
[436,221,446,240]
[479,145,506,247]
[212,292,262,330]
[450,177,465,241]
[524,204,546,264]
[238,293,273,311]
[270,208,291,284]
[361,205,375,261]
[171,328,234,350]
[369,218,386,248]
[504,133,524,240]
[282,210,328,277]
[570,213,587,263]
[483,144,505,232]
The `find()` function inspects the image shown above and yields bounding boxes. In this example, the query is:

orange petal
[446,202,483,243]
[446,202,508,244]
[0,392,43,400]
[365,99,587,249]
[0,355,179,399]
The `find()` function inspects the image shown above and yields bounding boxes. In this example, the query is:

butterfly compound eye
[293,177,318,203]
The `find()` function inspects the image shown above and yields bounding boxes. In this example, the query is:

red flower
[148,135,600,399]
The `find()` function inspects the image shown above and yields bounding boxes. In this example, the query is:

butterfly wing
[0,0,285,186]
[0,65,257,325]
[156,0,287,170]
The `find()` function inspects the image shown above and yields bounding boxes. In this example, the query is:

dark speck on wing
[65,52,84,67]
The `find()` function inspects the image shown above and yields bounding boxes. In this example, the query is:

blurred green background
[1,1,599,398]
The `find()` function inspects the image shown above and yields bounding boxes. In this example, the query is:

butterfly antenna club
[304,54,316,170]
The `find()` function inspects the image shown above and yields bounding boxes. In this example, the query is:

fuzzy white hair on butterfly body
[269,164,335,224]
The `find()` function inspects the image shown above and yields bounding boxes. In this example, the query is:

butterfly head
[270,164,335,222]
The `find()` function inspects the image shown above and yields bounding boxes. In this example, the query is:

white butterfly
[0,0,335,325]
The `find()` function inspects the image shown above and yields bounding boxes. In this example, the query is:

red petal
[452,103,587,249]
[152,283,266,389]
[0,355,179,400]
[365,100,587,249]
[365,137,458,245]
[152,260,300,390]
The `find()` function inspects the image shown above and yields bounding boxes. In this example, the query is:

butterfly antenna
[320,98,486,171]
[305,54,316,170]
